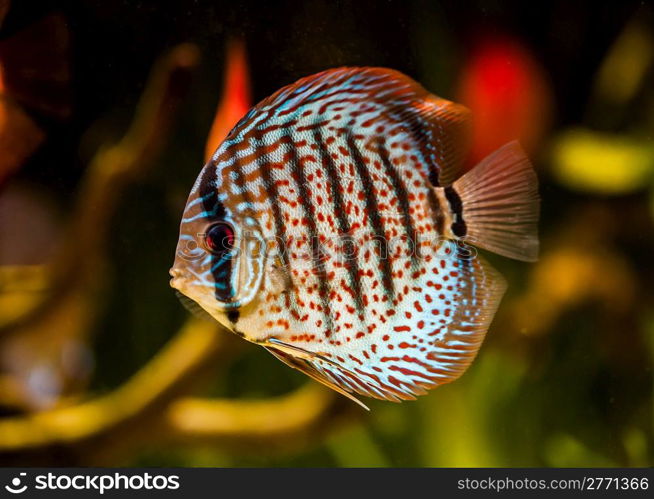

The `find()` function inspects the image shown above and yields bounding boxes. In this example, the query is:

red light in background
[457,37,552,166]
[205,39,252,162]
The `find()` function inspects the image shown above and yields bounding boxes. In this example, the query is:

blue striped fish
[170,67,539,408]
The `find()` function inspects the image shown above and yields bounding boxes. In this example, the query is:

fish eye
[204,222,235,255]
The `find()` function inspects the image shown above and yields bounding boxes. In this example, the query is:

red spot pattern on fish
[171,67,539,407]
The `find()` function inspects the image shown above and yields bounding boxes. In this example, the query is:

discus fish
[170,67,539,409]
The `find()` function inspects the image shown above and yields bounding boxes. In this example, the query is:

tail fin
[452,141,539,262]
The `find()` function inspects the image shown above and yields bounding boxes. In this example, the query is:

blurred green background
[0,0,652,467]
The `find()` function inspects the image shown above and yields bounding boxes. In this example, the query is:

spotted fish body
[171,67,539,407]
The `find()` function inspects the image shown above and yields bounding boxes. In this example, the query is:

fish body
[170,67,539,407]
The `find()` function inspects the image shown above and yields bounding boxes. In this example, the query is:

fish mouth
[169,267,185,290]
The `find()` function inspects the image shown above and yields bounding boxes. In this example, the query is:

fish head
[169,182,266,328]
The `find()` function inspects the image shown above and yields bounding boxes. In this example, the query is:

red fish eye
[205,222,235,255]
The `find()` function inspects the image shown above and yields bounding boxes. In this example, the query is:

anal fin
[264,339,370,410]
[422,254,507,386]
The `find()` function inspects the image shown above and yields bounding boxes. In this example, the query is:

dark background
[0,0,651,467]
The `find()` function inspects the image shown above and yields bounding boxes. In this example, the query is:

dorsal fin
[416,95,472,186]
[230,66,471,186]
